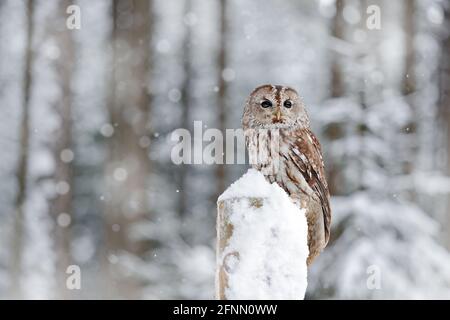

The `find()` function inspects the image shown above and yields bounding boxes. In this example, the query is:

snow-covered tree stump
[215,169,309,300]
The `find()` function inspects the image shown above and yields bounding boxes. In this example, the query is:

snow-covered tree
[308,0,450,299]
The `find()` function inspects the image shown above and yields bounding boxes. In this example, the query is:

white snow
[218,169,309,300]
[219,169,279,201]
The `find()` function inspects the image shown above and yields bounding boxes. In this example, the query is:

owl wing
[288,128,331,245]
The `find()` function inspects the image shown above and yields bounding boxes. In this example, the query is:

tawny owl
[242,84,331,266]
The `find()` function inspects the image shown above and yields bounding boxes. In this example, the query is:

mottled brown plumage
[242,84,331,265]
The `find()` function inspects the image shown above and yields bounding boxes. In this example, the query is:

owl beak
[276,109,282,121]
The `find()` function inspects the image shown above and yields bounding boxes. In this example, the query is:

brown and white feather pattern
[242,84,331,265]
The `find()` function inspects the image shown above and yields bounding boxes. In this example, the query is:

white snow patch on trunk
[217,169,309,299]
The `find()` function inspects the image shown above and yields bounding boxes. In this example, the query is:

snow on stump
[216,169,309,300]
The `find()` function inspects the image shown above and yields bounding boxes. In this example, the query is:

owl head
[242,84,309,130]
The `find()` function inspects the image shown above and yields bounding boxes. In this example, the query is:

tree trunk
[215,0,228,199]
[50,0,76,299]
[178,0,193,218]
[102,0,153,299]
[330,0,344,98]
[325,0,345,195]
[438,5,450,248]
[10,0,35,299]
[216,194,308,300]
[216,199,241,300]
[401,0,418,202]
[402,0,416,95]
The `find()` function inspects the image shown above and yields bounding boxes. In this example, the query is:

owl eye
[284,100,292,108]
[260,100,272,108]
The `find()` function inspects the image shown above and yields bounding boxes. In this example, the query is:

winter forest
[1,0,450,299]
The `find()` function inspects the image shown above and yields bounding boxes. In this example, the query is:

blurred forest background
[1,0,450,299]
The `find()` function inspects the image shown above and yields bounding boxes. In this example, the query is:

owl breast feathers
[242,84,331,265]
